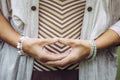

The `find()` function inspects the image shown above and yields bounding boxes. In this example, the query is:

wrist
[80,40,92,58]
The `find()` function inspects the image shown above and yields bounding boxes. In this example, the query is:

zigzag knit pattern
[34,0,86,71]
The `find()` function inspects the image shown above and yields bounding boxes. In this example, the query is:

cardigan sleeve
[110,21,120,36]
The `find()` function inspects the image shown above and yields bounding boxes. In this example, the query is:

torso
[32,0,86,80]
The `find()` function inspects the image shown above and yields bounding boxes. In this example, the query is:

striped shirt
[34,0,86,71]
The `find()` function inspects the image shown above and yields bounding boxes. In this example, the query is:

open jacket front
[0,0,120,80]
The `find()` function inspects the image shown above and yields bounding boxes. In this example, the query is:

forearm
[95,29,120,50]
[0,13,21,47]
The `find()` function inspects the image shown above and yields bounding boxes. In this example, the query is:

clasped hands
[22,38,91,67]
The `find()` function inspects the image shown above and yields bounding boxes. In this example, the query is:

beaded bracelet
[86,40,97,61]
[17,36,28,56]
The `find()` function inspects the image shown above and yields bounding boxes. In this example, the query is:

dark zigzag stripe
[63,63,79,70]
[39,4,85,21]
[39,10,83,33]
[39,1,86,16]
[34,60,58,70]
[38,7,85,28]
[45,44,71,53]
[38,14,83,38]
[41,0,86,10]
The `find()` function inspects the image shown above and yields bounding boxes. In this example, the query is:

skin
[0,12,120,67]
[45,30,120,67]
[0,13,68,62]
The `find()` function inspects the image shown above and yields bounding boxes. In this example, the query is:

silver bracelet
[85,40,94,59]
[88,40,97,61]
[86,40,97,61]
[17,36,28,56]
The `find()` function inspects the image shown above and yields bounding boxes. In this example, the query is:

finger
[45,58,70,67]
[39,38,58,46]
[39,47,70,62]
[59,38,76,46]
[42,52,69,61]
[45,49,82,67]
[45,55,72,67]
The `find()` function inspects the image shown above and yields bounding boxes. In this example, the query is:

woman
[0,0,120,80]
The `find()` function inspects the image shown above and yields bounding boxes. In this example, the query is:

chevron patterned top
[33,0,86,71]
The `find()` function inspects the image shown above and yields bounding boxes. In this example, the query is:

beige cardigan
[0,0,120,80]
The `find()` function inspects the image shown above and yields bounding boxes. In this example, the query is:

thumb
[59,38,75,46]
[39,38,58,46]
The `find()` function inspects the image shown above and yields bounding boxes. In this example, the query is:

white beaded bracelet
[17,36,28,56]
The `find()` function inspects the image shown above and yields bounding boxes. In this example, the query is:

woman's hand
[22,38,68,62]
[45,38,91,67]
